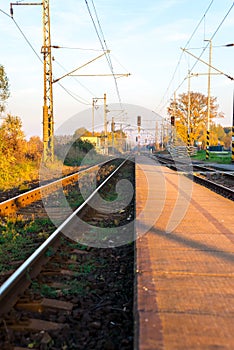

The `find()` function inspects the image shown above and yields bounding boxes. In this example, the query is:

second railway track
[154,153,234,200]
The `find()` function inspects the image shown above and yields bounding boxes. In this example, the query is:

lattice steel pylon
[41,0,54,162]
[10,1,54,162]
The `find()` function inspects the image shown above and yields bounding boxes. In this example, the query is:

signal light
[137,116,141,126]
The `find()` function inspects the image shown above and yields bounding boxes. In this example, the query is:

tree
[0,115,26,188]
[223,130,232,149]
[26,136,43,162]
[167,91,224,145]
[0,65,10,113]
[216,124,226,142]
[112,129,127,152]
[0,114,26,161]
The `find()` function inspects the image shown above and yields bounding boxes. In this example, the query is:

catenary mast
[42,0,54,162]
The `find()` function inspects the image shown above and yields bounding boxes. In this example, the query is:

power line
[90,0,112,67]
[91,0,123,108]
[184,0,214,49]
[56,46,103,51]
[0,8,12,19]
[1,6,43,64]
[110,54,130,74]
[54,60,95,100]
[57,83,90,105]
[84,0,123,108]
[12,17,43,64]
[156,0,215,112]
[158,1,234,114]
[0,7,91,106]
[189,2,234,73]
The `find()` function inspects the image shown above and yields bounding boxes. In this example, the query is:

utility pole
[10,1,54,163]
[182,44,234,160]
[155,120,158,151]
[205,39,212,160]
[92,99,94,136]
[92,98,98,136]
[187,70,191,154]
[232,89,234,162]
[104,93,108,155]
[92,94,108,154]
[137,116,141,154]
[111,117,115,154]
[42,0,53,162]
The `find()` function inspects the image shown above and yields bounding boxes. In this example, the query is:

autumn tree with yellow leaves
[0,65,10,113]
[167,91,224,146]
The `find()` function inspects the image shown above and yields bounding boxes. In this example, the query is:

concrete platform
[135,155,234,350]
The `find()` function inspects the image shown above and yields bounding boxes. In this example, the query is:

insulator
[10,5,13,17]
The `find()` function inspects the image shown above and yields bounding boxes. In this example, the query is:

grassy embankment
[191,150,232,164]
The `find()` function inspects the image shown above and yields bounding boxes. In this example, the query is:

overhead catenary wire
[54,60,96,100]
[189,2,234,73]
[84,0,123,109]
[110,54,130,74]
[57,83,91,105]
[55,46,103,51]
[90,0,112,68]
[157,1,234,115]
[0,7,91,106]
[157,0,215,112]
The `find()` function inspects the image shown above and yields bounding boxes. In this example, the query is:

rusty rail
[0,160,113,217]
[0,156,130,316]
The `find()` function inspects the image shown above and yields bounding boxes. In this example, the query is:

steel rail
[0,158,115,216]
[190,173,234,200]
[154,154,234,200]
[155,154,234,179]
[0,156,130,316]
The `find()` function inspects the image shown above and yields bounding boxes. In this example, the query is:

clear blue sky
[0,0,234,137]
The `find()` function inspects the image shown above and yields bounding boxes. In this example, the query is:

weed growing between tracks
[12,241,135,350]
[0,217,55,278]
[0,159,135,349]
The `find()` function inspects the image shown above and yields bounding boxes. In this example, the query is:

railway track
[154,153,234,200]
[0,158,117,217]
[0,157,135,349]
[0,158,125,287]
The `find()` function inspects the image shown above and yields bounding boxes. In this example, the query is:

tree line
[0,65,232,190]
[0,65,96,190]
[0,114,43,189]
